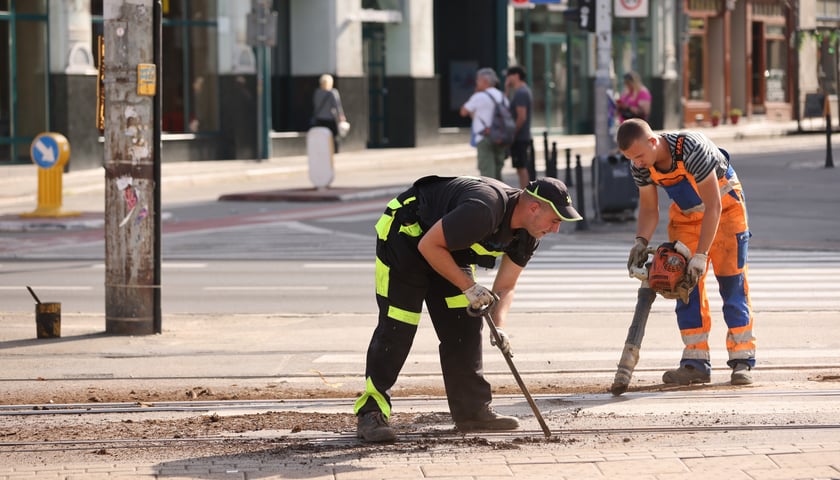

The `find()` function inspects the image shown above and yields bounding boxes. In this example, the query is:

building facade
[0,0,834,170]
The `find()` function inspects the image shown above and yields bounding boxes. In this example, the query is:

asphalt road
[2,139,839,316]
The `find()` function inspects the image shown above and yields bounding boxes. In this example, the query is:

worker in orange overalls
[617,118,756,386]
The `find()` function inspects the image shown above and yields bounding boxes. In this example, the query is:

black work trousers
[357,203,492,421]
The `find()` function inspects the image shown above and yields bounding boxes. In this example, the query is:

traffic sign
[22,132,78,218]
[615,0,647,18]
[31,133,70,170]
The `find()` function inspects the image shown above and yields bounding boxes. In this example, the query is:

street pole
[103,0,158,335]
[256,44,265,161]
[248,0,276,161]
[152,0,162,333]
[594,0,613,157]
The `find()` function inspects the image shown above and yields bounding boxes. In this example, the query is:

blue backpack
[480,91,516,148]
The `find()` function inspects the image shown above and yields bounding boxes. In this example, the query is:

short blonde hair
[616,118,653,151]
[319,74,334,90]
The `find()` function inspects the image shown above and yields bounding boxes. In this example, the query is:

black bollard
[546,142,558,178]
[564,148,573,187]
[827,110,835,168]
[528,139,537,180]
[543,131,549,174]
[575,154,589,231]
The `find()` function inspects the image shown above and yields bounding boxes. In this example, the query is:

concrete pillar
[218,2,256,75]
[382,1,439,147]
[290,0,339,76]
[650,0,681,130]
[49,0,97,75]
[217,2,257,159]
[103,0,157,335]
[49,0,100,170]
[384,1,433,77]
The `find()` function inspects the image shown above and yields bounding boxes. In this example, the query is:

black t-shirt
[414,176,538,267]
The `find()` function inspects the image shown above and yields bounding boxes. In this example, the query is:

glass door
[0,2,49,164]
[528,34,566,134]
[527,33,589,134]
[363,23,387,148]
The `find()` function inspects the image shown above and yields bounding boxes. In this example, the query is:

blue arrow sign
[32,134,60,169]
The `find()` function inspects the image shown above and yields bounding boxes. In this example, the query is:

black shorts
[509,140,531,169]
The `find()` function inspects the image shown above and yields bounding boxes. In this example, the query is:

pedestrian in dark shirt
[505,65,534,187]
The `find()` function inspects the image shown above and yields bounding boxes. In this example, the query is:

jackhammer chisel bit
[610,286,656,396]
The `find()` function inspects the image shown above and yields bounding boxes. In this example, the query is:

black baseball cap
[524,178,583,222]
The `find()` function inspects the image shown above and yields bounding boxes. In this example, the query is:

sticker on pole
[31,133,71,170]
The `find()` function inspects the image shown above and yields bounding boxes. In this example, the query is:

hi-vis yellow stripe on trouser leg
[375,196,419,241]
[375,212,395,241]
[445,294,469,309]
[375,256,421,325]
[375,257,389,298]
[445,264,475,309]
[387,305,421,325]
[354,377,392,418]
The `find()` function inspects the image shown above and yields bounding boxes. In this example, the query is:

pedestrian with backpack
[460,68,514,180]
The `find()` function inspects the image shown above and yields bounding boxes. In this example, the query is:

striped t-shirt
[631,131,730,187]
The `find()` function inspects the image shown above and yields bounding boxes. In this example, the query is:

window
[687,35,705,101]
[765,25,787,102]
[0,1,48,163]
[817,0,840,18]
[161,0,218,133]
[819,36,839,95]
[91,0,218,134]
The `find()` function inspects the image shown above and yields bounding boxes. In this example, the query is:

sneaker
[356,411,396,443]
[662,365,711,385]
[731,364,753,385]
[455,406,520,432]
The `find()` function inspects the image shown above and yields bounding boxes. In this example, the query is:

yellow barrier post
[20,132,80,218]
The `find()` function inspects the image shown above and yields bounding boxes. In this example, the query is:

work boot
[730,364,754,385]
[662,365,711,385]
[356,411,396,443]
[455,406,520,432]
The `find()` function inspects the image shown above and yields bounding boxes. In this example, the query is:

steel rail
[3,388,840,416]
[2,423,840,453]
[1,363,839,383]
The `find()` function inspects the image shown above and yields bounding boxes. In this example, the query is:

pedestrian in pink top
[616,71,651,123]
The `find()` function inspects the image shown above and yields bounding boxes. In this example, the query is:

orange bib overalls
[648,136,756,373]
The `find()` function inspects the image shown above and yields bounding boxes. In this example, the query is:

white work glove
[490,328,512,356]
[686,253,708,289]
[463,283,495,311]
[627,237,649,274]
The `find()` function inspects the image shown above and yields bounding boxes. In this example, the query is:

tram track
[3,422,840,453]
[2,387,839,462]
[2,387,840,416]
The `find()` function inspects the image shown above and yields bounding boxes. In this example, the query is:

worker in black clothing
[354,175,583,442]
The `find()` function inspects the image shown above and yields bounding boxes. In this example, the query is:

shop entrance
[0,5,49,164]
[527,33,590,135]
[363,23,388,148]
[527,34,566,134]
